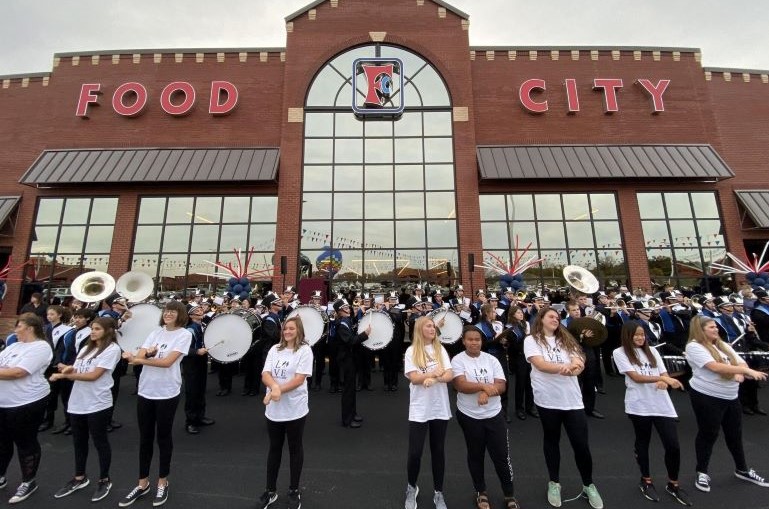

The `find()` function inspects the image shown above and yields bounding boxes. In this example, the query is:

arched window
[301,45,457,292]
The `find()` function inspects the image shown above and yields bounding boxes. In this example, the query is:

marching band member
[524,307,603,509]
[382,291,405,391]
[355,294,374,391]
[476,303,511,422]
[685,315,769,493]
[39,305,73,432]
[449,285,475,326]
[51,317,122,502]
[258,294,284,396]
[403,316,453,509]
[334,298,369,428]
[729,295,768,415]
[505,305,536,420]
[259,316,313,509]
[749,290,769,347]
[564,301,603,419]
[118,301,192,508]
[0,314,52,505]
[308,291,328,391]
[612,321,690,506]
[181,304,214,435]
[452,326,519,509]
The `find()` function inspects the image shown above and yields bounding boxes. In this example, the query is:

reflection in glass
[535,195,562,221]
[637,193,665,219]
[395,165,424,190]
[302,193,332,220]
[395,138,423,163]
[365,138,393,164]
[426,192,455,219]
[593,222,622,248]
[335,113,363,137]
[334,221,363,248]
[162,225,191,252]
[191,225,220,252]
[669,220,697,247]
[396,221,426,248]
[166,197,194,224]
[424,138,453,163]
[336,138,363,164]
[394,193,424,219]
[538,223,566,249]
[508,195,534,221]
[85,226,114,253]
[365,165,394,191]
[509,223,537,248]
[481,223,508,250]
[305,112,334,137]
[589,194,618,220]
[365,220,395,249]
[563,194,590,221]
[565,222,594,249]
[250,224,277,251]
[252,197,278,223]
[365,193,394,219]
[425,165,454,191]
[91,199,118,224]
[365,119,393,137]
[303,166,333,192]
[334,193,362,218]
[335,166,363,191]
[134,226,162,253]
[480,195,507,221]
[36,199,64,225]
[31,226,58,253]
[220,224,248,251]
[423,112,452,136]
[664,193,692,218]
[223,197,251,222]
[304,139,334,164]
[57,226,86,253]
[691,193,719,218]
[394,112,422,137]
[62,199,90,224]
[427,220,457,247]
[138,198,166,223]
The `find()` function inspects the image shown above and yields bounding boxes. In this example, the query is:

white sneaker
[433,491,447,509]
[582,484,604,509]
[735,469,769,488]
[547,481,562,507]
[695,472,711,492]
[9,480,38,504]
[405,484,419,509]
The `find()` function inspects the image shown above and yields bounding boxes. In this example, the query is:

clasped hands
[558,358,584,376]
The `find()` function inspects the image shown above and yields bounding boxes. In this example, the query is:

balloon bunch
[475,235,543,290]
[710,241,769,292]
[226,277,253,300]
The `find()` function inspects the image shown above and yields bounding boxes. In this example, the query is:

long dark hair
[620,320,657,369]
[79,317,118,359]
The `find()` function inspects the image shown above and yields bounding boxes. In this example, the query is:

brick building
[1,0,768,316]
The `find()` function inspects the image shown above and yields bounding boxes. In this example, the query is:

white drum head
[204,314,254,363]
[358,311,393,350]
[430,310,464,345]
[287,306,326,347]
[117,303,163,353]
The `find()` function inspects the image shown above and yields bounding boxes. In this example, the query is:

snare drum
[428,309,464,345]
[661,355,688,378]
[738,351,769,372]
[357,311,394,350]
[287,305,329,347]
[204,309,261,363]
[117,303,163,353]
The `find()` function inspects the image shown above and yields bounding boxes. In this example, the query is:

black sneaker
[287,489,301,509]
[54,477,90,499]
[735,468,769,487]
[118,484,151,507]
[8,480,38,504]
[152,483,169,507]
[259,491,278,509]
[0,476,6,489]
[665,483,692,506]
[695,472,710,493]
[639,479,659,502]
[91,479,112,502]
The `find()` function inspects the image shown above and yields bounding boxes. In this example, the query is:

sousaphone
[116,271,155,303]
[70,271,116,303]
[563,265,600,295]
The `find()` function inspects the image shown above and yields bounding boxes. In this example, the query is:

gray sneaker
[547,481,562,507]
[405,484,419,509]
[9,480,38,505]
[433,491,447,509]
[582,484,604,509]
[0,476,7,489]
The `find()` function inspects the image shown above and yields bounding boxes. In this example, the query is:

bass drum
[428,309,464,345]
[287,305,328,347]
[204,309,261,363]
[358,311,394,351]
[117,303,163,353]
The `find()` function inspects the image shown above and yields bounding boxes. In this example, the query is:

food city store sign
[74,77,671,118]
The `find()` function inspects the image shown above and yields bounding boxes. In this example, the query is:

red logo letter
[520,79,548,113]
[362,64,394,107]
[209,81,239,115]
[160,82,196,116]
[112,82,148,117]
[593,79,623,113]
[76,84,101,118]
[637,79,670,113]
[564,79,580,113]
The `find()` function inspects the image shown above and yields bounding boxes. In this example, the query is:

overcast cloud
[1,0,767,76]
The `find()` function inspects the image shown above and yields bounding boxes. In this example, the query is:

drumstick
[651,342,667,349]
[207,340,225,350]
[730,333,746,346]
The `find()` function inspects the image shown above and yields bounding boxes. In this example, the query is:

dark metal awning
[19,148,280,187]
[0,196,21,230]
[477,145,734,181]
[735,190,769,228]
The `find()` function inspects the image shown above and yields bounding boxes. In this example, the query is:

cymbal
[567,317,608,348]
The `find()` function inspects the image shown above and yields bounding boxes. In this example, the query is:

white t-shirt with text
[262,343,314,422]
[524,335,583,410]
[404,343,452,422]
[612,346,677,418]
[138,327,192,400]
[0,341,53,408]
[686,341,744,400]
[451,350,505,419]
[68,343,122,414]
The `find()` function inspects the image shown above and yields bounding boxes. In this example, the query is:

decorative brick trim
[330,0,338,6]
[529,50,537,61]
[132,54,141,64]
[112,55,120,65]
[42,76,49,86]
[175,53,184,63]
[653,51,661,61]
[723,72,732,82]
[611,50,620,61]
[550,50,559,61]
[470,50,475,61]
[217,53,225,63]
[591,50,599,61]
[633,50,642,60]
[461,19,469,30]
[72,55,80,66]
[286,22,294,33]
[742,73,750,82]
[417,0,424,5]
[438,7,446,18]
[571,50,579,61]
[195,53,204,63]
[21,78,29,88]
[239,52,248,63]
[762,74,769,84]
[308,9,317,20]
[2,80,9,89]
[154,53,162,64]
[91,55,100,65]
[508,50,516,61]
[486,51,494,61]
[673,51,681,62]
[260,52,268,62]
[694,52,701,62]
[280,52,286,62]
[453,107,469,122]
[369,31,387,42]
[288,108,304,123]
[53,56,60,68]
[704,71,712,81]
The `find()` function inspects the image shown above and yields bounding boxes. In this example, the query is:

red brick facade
[1,0,768,315]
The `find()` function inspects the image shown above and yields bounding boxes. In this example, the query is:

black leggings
[627,414,680,480]
[689,387,747,474]
[137,395,180,479]
[407,419,449,491]
[456,410,515,497]
[0,397,47,482]
[265,416,306,491]
[537,406,593,485]
[70,408,112,480]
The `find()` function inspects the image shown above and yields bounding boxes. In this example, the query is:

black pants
[217,361,237,391]
[109,358,128,423]
[70,408,112,480]
[42,367,60,426]
[310,340,326,388]
[182,355,208,425]
[242,349,259,394]
[265,416,306,491]
[326,341,340,389]
[407,419,448,491]
[339,355,357,425]
[627,414,680,480]
[0,397,47,482]
[490,351,509,418]
[137,395,180,479]
[537,406,593,485]
[579,347,600,413]
[355,347,372,388]
[689,388,747,474]
[738,379,759,410]
[456,410,515,497]
[600,336,620,376]
[509,352,534,412]
[381,339,402,389]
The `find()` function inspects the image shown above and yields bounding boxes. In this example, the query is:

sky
[1,0,768,76]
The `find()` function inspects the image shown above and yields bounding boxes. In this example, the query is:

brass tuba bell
[562,265,600,295]
[70,271,116,303]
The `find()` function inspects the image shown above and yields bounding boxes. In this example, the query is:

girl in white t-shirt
[403,316,453,509]
[524,307,603,509]
[258,316,314,509]
[119,301,192,508]
[50,317,122,503]
[685,315,768,494]
[452,326,519,509]
[0,313,52,505]
[612,321,689,506]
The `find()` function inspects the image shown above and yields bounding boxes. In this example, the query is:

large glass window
[29,197,118,292]
[132,196,278,296]
[302,45,457,292]
[480,193,626,290]
[639,192,725,291]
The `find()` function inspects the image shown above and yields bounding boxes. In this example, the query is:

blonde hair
[410,316,446,371]
[688,315,739,380]
[530,306,584,359]
[278,316,306,352]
